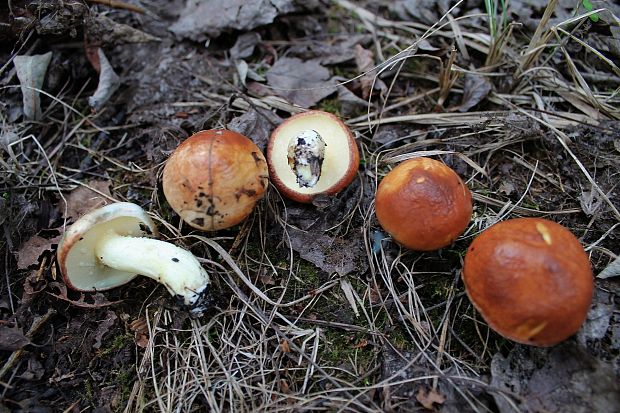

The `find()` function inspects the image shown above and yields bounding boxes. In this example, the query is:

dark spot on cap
[79,237,84,241]
[172,258,179,263]
[206,205,217,216]
[237,188,257,199]
[298,138,306,145]
[192,217,205,227]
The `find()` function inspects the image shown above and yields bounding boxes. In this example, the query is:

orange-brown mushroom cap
[462,217,594,346]
[267,111,359,203]
[375,157,473,251]
[162,129,269,231]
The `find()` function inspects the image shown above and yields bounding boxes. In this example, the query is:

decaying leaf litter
[1,0,619,411]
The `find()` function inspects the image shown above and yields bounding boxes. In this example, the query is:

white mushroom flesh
[287,129,326,188]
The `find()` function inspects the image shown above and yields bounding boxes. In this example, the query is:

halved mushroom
[57,202,209,313]
[163,129,269,231]
[462,217,594,346]
[267,111,359,203]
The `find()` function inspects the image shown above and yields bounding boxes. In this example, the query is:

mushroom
[462,217,594,346]
[267,111,359,203]
[57,202,209,313]
[375,157,473,251]
[162,129,269,231]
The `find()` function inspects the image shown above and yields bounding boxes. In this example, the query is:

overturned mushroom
[267,111,359,203]
[57,202,209,313]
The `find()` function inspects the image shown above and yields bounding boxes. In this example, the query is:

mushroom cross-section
[462,217,594,346]
[57,202,210,313]
[267,111,359,203]
[163,129,269,231]
[375,157,473,251]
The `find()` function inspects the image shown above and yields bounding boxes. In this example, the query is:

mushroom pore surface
[163,129,269,231]
[375,157,473,251]
[462,217,594,346]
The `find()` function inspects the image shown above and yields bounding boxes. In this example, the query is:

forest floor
[1,0,619,412]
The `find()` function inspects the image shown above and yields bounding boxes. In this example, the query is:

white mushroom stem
[94,231,209,307]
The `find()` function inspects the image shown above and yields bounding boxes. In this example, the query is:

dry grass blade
[518,0,558,74]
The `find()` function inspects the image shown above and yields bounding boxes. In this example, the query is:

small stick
[87,0,146,14]
[0,308,57,381]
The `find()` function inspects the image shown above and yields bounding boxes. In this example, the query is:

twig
[0,308,56,381]
[87,0,145,13]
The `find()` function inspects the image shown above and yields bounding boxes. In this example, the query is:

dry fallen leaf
[286,228,368,277]
[498,181,515,196]
[336,84,369,116]
[170,0,298,40]
[354,44,387,100]
[0,327,31,351]
[129,317,150,348]
[93,310,118,350]
[227,108,281,152]
[88,48,121,111]
[61,180,113,221]
[351,338,368,349]
[230,32,261,60]
[389,0,453,25]
[265,57,337,108]
[287,34,371,65]
[13,52,53,120]
[16,234,61,270]
[279,339,290,353]
[598,255,620,279]
[416,387,446,410]
[86,14,161,47]
[455,73,493,112]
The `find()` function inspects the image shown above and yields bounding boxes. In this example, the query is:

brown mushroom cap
[162,129,269,231]
[375,157,473,251]
[462,217,594,346]
[267,110,359,203]
[57,202,158,291]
